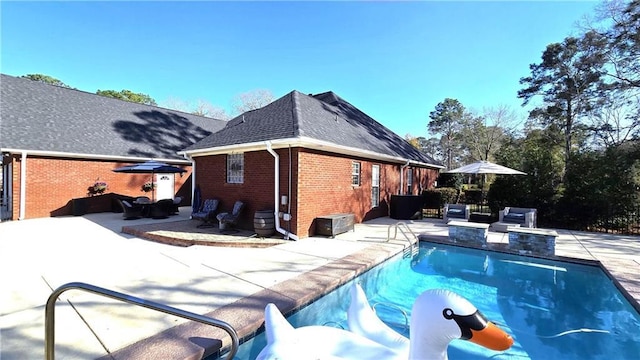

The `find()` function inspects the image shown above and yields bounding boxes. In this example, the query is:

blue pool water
[226,242,640,360]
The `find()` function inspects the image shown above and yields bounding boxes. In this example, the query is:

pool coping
[97,242,405,360]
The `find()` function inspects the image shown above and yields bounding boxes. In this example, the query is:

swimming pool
[221,242,640,360]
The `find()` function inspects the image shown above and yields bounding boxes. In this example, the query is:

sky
[1,1,600,138]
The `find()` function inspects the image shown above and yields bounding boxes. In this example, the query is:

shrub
[422,188,458,208]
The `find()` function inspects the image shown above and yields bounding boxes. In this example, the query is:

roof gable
[183,91,298,151]
[185,90,440,166]
[0,74,226,160]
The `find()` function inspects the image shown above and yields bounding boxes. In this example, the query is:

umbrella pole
[151,172,155,202]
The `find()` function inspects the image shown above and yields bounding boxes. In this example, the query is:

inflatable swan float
[256,283,513,360]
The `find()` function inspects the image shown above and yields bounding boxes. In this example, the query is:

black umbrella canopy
[112,160,186,174]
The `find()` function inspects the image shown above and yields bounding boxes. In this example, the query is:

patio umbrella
[446,160,526,175]
[446,160,526,202]
[112,160,186,201]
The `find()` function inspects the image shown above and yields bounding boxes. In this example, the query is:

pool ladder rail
[45,282,239,360]
[387,222,420,258]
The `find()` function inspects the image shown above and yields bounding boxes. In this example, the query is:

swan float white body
[256,283,513,360]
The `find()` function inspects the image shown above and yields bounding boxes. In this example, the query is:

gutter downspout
[400,160,410,195]
[182,153,196,211]
[19,151,27,220]
[266,142,299,241]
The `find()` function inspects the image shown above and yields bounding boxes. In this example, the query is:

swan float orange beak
[469,321,514,351]
[443,308,514,351]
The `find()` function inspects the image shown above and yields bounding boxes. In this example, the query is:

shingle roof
[0,74,226,160]
[184,90,441,166]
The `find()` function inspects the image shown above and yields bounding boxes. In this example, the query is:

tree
[518,33,607,176]
[231,89,274,114]
[419,137,446,165]
[488,128,564,223]
[21,74,71,88]
[560,142,640,230]
[428,98,466,170]
[579,0,640,147]
[404,134,421,149]
[590,0,640,89]
[192,99,229,119]
[161,97,229,119]
[458,106,518,163]
[586,94,640,147]
[96,89,157,106]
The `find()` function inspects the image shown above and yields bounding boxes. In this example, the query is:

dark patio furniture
[170,196,182,215]
[444,203,470,222]
[192,199,220,228]
[217,200,245,233]
[150,199,173,219]
[499,207,537,228]
[117,199,144,220]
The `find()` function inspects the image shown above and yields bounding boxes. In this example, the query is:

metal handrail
[387,222,419,257]
[372,301,410,335]
[45,282,239,360]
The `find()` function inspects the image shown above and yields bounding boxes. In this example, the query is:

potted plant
[141,182,155,193]
[88,180,108,196]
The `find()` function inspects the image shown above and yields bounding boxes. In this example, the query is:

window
[227,153,244,184]
[406,168,413,195]
[372,164,380,208]
[351,161,361,186]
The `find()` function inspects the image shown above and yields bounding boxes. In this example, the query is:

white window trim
[352,161,361,187]
[227,153,244,184]
[372,164,380,208]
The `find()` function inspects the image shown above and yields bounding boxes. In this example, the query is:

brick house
[0,74,225,221]
[181,91,443,239]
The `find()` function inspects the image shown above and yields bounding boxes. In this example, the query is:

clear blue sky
[1,1,598,138]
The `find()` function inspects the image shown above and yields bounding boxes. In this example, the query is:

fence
[423,204,640,236]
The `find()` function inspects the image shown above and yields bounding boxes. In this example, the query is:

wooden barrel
[254,210,275,237]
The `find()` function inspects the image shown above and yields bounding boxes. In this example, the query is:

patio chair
[150,199,173,219]
[216,200,245,233]
[118,199,144,220]
[499,207,537,228]
[134,196,151,204]
[192,198,220,228]
[444,203,470,222]
[170,196,182,215]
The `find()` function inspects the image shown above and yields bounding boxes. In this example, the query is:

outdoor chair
[170,196,182,215]
[192,198,220,228]
[444,203,470,222]
[134,196,151,204]
[150,199,173,219]
[118,199,144,220]
[217,200,245,233]
[499,207,537,228]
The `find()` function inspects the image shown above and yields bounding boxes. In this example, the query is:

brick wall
[296,149,439,237]
[6,155,192,220]
[191,147,439,238]
[194,149,292,231]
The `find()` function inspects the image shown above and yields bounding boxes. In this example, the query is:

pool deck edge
[100,242,406,360]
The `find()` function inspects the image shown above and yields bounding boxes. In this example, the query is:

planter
[254,210,275,237]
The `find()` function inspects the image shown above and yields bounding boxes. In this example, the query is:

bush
[437,173,464,189]
[422,188,458,208]
[463,189,482,204]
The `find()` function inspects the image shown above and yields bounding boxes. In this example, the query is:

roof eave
[0,148,191,164]
[179,137,444,169]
